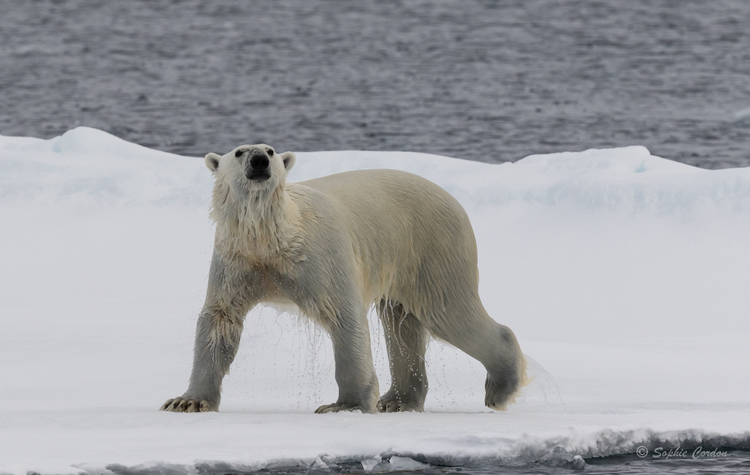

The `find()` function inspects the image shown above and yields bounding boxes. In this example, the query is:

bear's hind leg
[377,299,429,412]
[429,298,524,411]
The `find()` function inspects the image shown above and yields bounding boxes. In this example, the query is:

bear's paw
[160,397,214,413]
[377,393,424,413]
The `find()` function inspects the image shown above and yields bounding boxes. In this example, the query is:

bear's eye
[235,150,244,158]
[267,149,274,156]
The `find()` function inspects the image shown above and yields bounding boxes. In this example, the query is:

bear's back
[296,169,471,240]
[292,169,480,309]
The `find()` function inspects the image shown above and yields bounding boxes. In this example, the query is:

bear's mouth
[246,171,271,182]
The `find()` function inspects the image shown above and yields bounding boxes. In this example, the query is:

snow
[0,126,748,474]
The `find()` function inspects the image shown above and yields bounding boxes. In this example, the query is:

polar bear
[161,144,525,414]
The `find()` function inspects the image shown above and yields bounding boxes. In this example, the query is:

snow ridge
[66,429,750,475]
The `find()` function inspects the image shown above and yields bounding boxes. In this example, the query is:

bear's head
[204,144,296,195]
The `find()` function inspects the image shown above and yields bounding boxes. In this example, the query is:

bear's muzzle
[246,153,271,181]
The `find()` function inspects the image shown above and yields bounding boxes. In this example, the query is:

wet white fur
[162,144,525,414]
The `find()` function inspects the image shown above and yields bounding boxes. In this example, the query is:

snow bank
[0,127,748,474]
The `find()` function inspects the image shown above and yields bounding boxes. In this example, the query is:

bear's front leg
[315,307,380,414]
[161,251,260,413]
[161,309,244,412]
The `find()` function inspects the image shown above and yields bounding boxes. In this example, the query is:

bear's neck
[212,183,300,261]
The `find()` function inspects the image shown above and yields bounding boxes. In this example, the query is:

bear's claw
[314,403,363,414]
[160,397,212,413]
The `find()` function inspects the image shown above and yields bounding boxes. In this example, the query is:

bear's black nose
[250,154,269,170]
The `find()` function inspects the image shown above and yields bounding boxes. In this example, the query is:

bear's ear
[204,153,221,172]
[281,152,296,172]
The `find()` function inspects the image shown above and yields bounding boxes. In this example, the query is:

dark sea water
[1,0,749,168]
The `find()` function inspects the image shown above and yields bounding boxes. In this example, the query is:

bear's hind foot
[377,398,423,413]
[377,389,425,413]
[160,397,214,413]
[484,372,522,411]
